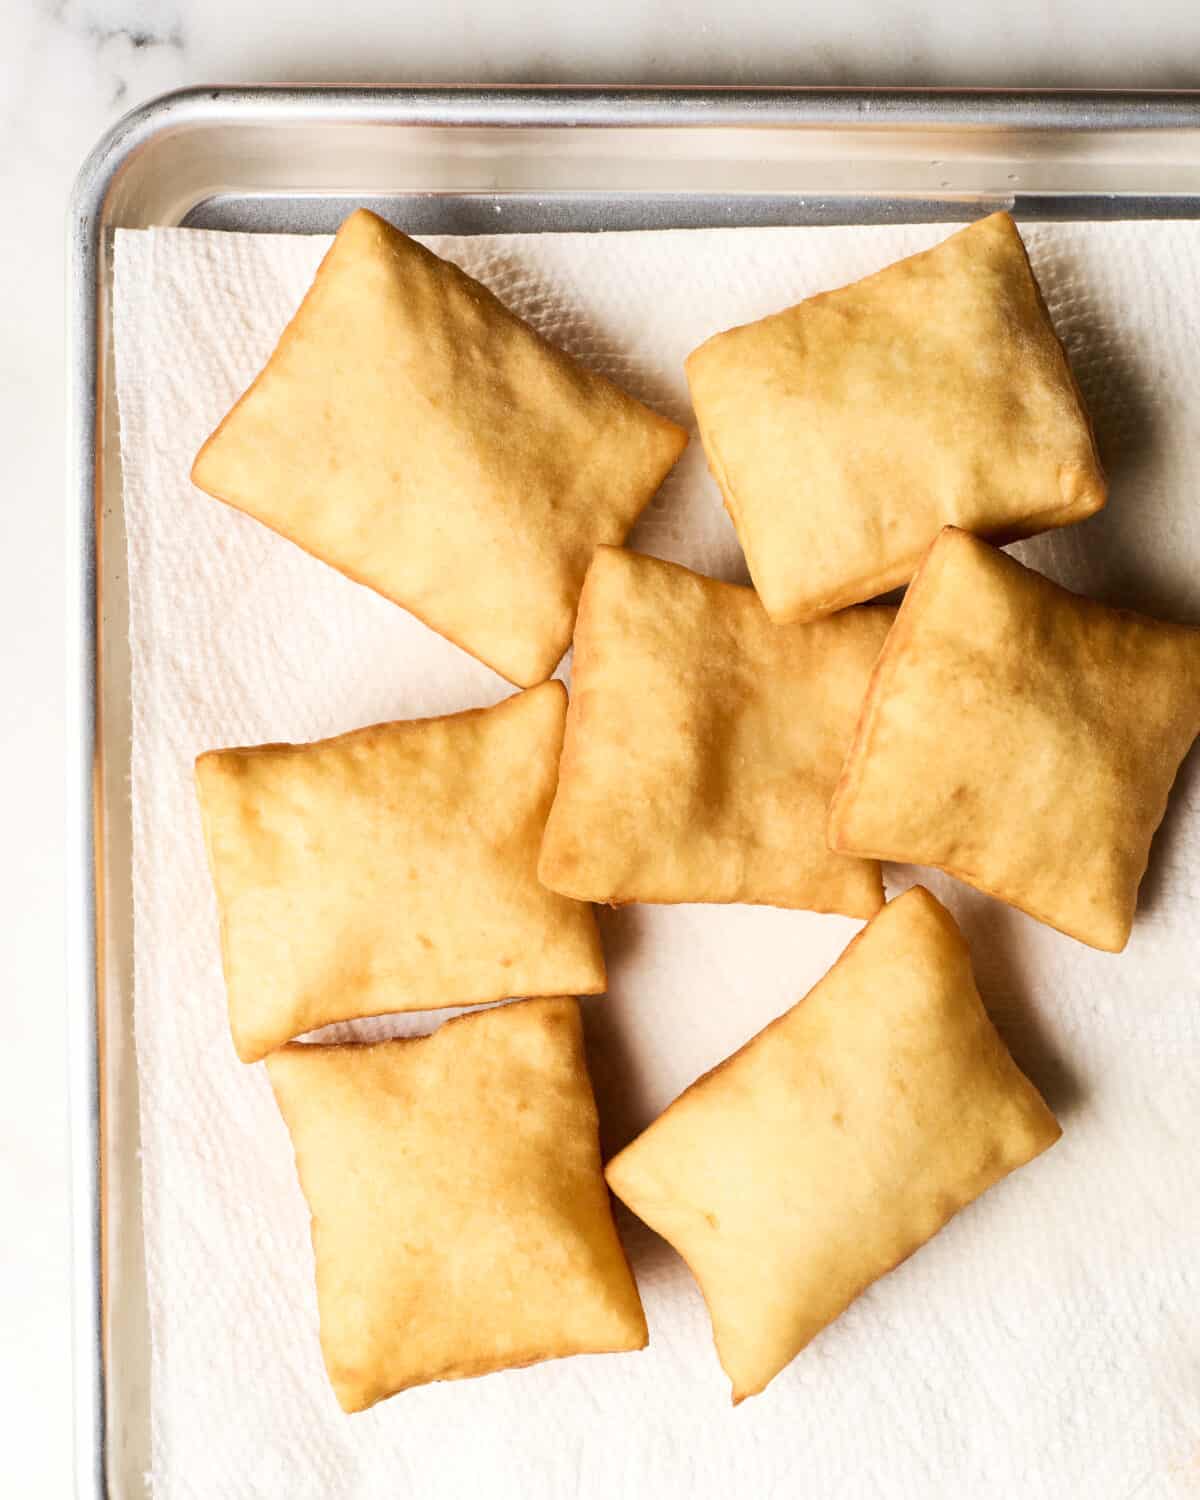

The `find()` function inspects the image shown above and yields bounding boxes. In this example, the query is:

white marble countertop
[5,3,1200,1495]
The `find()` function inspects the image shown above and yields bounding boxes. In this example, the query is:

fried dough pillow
[686,213,1105,622]
[830,528,1200,951]
[606,887,1061,1403]
[539,546,892,916]
[196,682,604,1061]
[268,998,647,1412]
[192,209,687,686]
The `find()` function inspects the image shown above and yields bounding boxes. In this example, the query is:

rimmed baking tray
[67,84,1200,1499]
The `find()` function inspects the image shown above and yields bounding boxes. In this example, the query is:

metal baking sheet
[67,85,1200,1500]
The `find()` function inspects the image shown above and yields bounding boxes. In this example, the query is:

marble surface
[5,2,1200,1496]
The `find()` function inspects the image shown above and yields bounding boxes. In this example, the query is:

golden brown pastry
[539,546,892,915]
[685,213,1105,623]
[829,527,1200,952]
[195,682,605,1062]
[267,997,648,1412]
[605,886,1060,1404]
[192,209,687,687]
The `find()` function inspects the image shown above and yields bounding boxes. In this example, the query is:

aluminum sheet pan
[67,84,1200,1500]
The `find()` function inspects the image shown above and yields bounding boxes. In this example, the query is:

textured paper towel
[114,220,1200,1500]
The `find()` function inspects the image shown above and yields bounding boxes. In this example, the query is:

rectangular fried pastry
[196,682,605,1061]
[192,209,687,686]
[829,528,1200,951]
[268,998,647,1412]
[605,887,1061,1403]
[539,546,892,916]
[686,213,1105,622]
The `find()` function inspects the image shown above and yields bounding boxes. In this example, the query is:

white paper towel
[114,220,1200,1500]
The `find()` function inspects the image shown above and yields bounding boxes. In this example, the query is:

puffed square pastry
[267,997,648,1412]
[538,546,892,916]
[196,682,605,1062]
[192,209,687,687]
[685,212,1105,623]
[605,886,1061,1404]
[829,527,1200,952]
